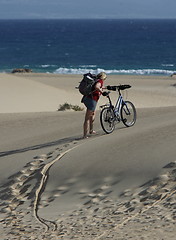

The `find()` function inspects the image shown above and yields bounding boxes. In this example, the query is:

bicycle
[100,84,137,134]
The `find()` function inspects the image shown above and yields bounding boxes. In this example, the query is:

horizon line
[0,17,176,21]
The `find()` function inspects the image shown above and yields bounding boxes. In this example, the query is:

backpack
[78,73,97,96]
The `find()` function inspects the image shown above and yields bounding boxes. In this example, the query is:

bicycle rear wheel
[100,107,115,134]
[121,101,136,127]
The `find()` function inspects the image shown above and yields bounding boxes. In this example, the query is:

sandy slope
[0,73,176,239]
[0,73,79,113]
[0,73,176,113]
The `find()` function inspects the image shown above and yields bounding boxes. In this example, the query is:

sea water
[0,19,176,75]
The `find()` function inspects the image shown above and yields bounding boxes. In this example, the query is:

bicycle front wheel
[100,107,115,134]
[121,101,136,127]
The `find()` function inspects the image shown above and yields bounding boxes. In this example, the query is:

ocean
[0,19,176,75]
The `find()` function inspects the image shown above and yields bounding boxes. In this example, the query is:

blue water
[0,19,176,75]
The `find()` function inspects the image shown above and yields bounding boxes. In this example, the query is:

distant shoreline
[1,68,175,76]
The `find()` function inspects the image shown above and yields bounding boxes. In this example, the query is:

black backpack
[78,73,97,96]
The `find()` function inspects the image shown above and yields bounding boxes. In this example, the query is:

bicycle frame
[114,95,123,117]
[104,91,126,120]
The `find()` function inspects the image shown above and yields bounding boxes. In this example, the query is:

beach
[0,73,176,239]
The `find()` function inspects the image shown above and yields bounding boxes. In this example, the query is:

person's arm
[94,82,103,94]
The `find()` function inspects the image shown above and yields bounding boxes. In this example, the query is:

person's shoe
[83,135,89,139]
[89,130,96,134]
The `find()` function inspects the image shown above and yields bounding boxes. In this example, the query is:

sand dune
[0,73,80,113]
[0,73,176,239]
[1,73,176,113]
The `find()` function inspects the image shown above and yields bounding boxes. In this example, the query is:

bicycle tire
[121,101,136,127]
[100,107,115,134]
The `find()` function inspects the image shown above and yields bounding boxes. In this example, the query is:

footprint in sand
[33,154,47,160]
[20,168,34,176]
[16,175,28,182]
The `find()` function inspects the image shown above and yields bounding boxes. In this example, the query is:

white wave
[79,65,97,68]
[110,69,174,75]
[41,65,50,68]
[41,64,57,68]
[54,67,175,75]
[161,64,174,67]
[54,67,104,74]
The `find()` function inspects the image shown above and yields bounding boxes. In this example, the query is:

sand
[0,73,176,239]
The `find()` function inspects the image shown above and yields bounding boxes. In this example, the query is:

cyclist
[81,72,107,138]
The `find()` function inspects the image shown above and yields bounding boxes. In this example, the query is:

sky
[0,0,176,19]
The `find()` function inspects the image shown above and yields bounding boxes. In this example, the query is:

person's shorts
[81,96,97,111]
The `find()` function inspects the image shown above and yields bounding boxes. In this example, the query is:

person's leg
[89,111,96,134]
[82,97,97,138]
[83,109,91,138]
[83,109,95,138]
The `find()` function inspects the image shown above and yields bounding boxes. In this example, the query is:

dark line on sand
[0,135,82,158]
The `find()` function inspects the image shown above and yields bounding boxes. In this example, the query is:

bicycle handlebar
[106,84,131,91]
